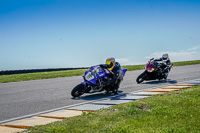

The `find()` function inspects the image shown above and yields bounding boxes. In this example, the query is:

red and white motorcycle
[136,59,173,84]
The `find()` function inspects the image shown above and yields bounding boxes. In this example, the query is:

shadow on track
[71,91,124,101]
[142,79,177,85]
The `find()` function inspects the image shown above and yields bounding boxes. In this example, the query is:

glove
[99,64,107,69]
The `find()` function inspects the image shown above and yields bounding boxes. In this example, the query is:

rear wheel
[71,83,84,97]
[136,71,147,84]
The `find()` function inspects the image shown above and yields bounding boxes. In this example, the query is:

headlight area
[147,68,155,72]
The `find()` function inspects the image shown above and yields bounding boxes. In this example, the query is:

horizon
[1,59,199,71]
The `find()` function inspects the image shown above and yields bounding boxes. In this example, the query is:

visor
[106,61,114,71]
[163,57,168,60]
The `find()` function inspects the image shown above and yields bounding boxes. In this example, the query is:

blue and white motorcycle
[71,65,127,97]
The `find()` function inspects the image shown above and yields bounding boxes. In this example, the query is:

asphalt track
[0,64,200,122]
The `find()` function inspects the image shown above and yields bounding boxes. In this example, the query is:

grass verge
[122,60,200,71]
[23,85,200,133]
[0,60,200,83]
[0,69,86,83]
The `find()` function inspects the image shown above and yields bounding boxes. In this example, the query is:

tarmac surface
[0,64,200,122]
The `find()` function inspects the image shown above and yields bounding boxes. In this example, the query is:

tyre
[136,71,147,84]
[71,83,84,97]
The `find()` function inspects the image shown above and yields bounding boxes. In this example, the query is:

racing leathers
[100,62,121,93]
[153,58,172,78]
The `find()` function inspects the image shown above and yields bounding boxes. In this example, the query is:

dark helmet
[162,54,169,61]
[106,57,115,71]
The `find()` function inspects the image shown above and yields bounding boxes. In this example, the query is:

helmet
[106,57,115,71]
[162,54,169,61]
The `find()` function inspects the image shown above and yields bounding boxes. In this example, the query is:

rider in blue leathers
[99,57,121,94]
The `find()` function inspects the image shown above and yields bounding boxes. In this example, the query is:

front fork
[81,81,89,92]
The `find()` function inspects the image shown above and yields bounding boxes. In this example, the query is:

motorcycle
[71,65,127,97]
[136,59,173,84]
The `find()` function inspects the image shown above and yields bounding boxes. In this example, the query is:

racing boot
[112,80,120,94]
[163,68,169,79]
[89,87,96,93]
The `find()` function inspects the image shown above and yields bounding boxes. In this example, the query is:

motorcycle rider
[98,57,122,94]
[153,54,172,79]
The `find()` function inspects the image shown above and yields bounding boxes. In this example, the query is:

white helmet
[162,54,169,61]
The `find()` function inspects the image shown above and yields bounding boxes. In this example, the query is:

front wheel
[71,83,84,97]
[136,71,147,84]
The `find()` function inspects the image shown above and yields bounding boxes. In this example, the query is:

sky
[0,0,200,71]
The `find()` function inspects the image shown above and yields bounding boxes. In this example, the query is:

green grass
[172,60,200,66]
[122,64,145,71]
[122,60,200,71]
[0,60,200,83]
[24,85,200,133]
[0,69,86,83]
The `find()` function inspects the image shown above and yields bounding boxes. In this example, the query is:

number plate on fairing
[85,72,94,81]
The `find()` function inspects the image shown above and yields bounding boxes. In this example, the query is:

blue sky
[0,0,200,70]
